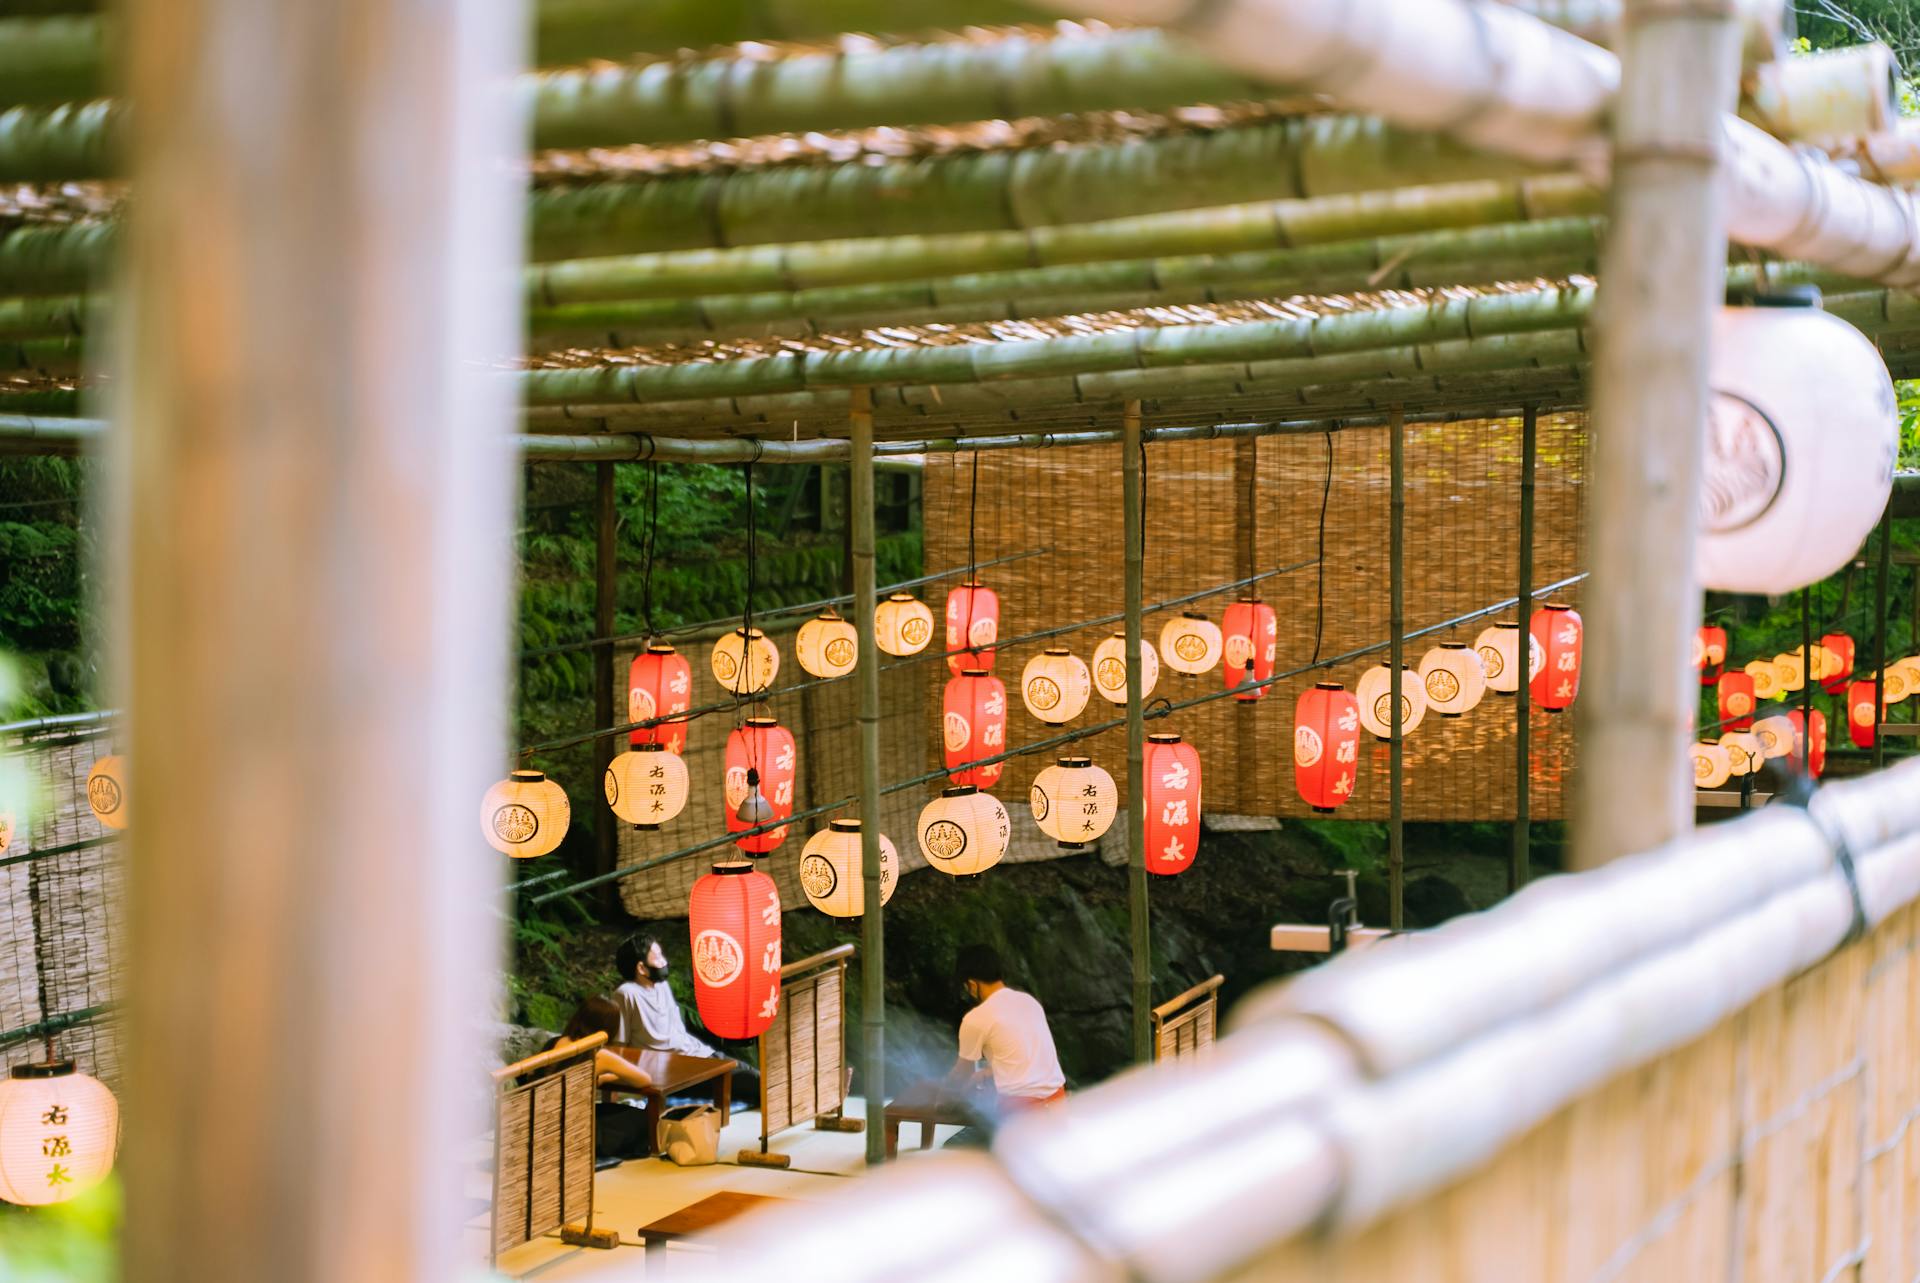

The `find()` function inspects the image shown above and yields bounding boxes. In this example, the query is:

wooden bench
[1151,974,1224,1063]
[599,1045,738,1151]
[738,942,861,1167]
[488,1031,615,1266]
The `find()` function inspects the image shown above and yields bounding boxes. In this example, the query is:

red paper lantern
[1529,604,1583,713]
[943,670,1007,788]
[944,582,1000,675]
[687,860,782,1041]
[1143,733,1201,876]
[628,642,693,753]
[1820,632,1856,694]
[1717,671,1757,732]
[1787,708,1827,778]
[1847,677,1880,749]
[1696,624,1728,687]
[1220,599,1278,702]
[1294,682,1361,813]
[723,717,796,854]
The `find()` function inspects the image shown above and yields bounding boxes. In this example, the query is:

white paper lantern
[0,810,12,856]
[481,770,571,858]
[604,744,690,830]
[710,626,780,695]
[1029,756,1118,849]
[798,820,897,917]
[1744,658,1784,702]
[1091,633,1159,704]
[917,785,1010,877]
[794,612,858,679]
[1720,731,1762,777]
[1751,714,1795,760]
[1697,297,1897,594]
[874,593,935,656]
[1880,664,1913,705]
[1417,643,1487,717]
[1021,647,1092,724]
[1356,664,1427,740]
[1690,742,1733,789]
[86,755,127,832]
[0,1062,119,1206]
[1158,612,1223,676]
[1891,655,1920,700]
[1773,650,1805,694]
[1472,622,1542,695]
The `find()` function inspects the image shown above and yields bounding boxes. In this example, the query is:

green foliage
[0,457,93,717]
[1795,1,1920,84]
[0,1179,118,1283]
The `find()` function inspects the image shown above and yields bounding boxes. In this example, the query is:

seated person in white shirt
[611,935,760,1104]
[943,944,1067,1147]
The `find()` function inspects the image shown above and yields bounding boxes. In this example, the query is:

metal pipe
[1874,505,1892,770]
[1513,404,1536,892]
[1123,398,1150,1063]
[850,386,886,1166]
[1388,406,1405,931]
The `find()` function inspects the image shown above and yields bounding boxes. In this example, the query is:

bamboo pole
[1388,406,1405,931]
[117,0,524,1279]
[1874,506,1891,770]
[849,385,886,1166]
[1512,405,1536,892]
[593,460,617,888]
[0,98,118,181]
[1123,398,1150,1063]
[1572,1,1740,870]
[0,14,107,108]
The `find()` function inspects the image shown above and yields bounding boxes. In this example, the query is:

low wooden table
[601,1047,739,1151]
[881,1080,990,1158]
[638,1190,793,1261]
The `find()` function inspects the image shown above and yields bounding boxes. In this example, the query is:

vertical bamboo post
[850,386,886,1164]
[1799,587,1811,761]
[594,461,618,883]
[1573,0,1742,870]
[1124,399,1151,1062]
[1388,406,1405,931]
[1874,505,1892,769]
[1512,406,1537,892]
[116,0,525,1278]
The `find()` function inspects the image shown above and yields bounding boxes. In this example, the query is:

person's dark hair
[955,944,1004,985]
[615,934,663,983]
[563,995,621,1043]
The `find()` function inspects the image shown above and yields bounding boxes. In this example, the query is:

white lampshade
[0,1062,119,1206]
[1159,613,1223,676]
[710,626,780,695]
[1417,643,1487,717]
[1698,298,1896,594]
[1472,622,1541,695]
[604,744,690,830]
[794,612,858,679]
[917,786,1010,877]
[1720,731,1763,778]
[1029,756,1118,849]
[1773,650,1805,694]
[1891,655,1920,700]
[0,810,12,856]
[1356,664,1427,740]
[1690,742,1733,789]
[1091,633,1159,704]
[481,770,571,858]
[1881,665,1913,705]
[1021,647,1092,724]
[798,820,897,917]
[1751,714,1795,760]
[874,594,935,656]
[1744,658,1784,702]
[85,755,127,831]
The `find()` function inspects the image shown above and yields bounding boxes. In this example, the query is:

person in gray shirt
[612,935,760,1104]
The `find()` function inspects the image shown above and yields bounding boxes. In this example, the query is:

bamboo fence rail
[0,98,117,182]
[0,13,105,107]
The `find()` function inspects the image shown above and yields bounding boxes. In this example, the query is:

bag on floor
[658,1102,721,1166]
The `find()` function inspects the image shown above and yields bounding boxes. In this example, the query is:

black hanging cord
[968,451,980,580]
[641,462,661,638]
[739,461,756,707]
[1310,431,1333,664]
[1246,435,1258,590]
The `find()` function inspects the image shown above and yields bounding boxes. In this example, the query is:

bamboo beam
[0,221,117,297]
[1123,398,1150,1064]
[849,385,886,1167]
[118,2,523,1282]
[0,98,117,181]
[0,14,106,107]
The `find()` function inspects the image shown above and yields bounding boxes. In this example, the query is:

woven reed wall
[1238,898,1920,1282]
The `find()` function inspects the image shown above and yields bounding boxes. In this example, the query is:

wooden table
[881,1080,990,1158]
[637,1190,793,1261]
[601,1047,738,1151]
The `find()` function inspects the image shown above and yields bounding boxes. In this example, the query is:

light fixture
[1529,604,1583,713]
[795,611,859,680]
[0,1061,119,1206]
[711,626,780,696]
[943,669,1008,789]
[874,593,935,656]
[1294,683,1361,813]
[85,755,126,832]
[1847,677,1880,749]
[1020,647,1091,724]
[1819,632,1855,693]
[798,821,897,918]
[917,786,1010,877]
[1091,633,1159,705]
[1751,714,1795,760]
[1143,733,1201,876]
[687,860,782,1040]
[723,717,796,854]
[1772,650,1805,694]
[604,743,690,831]
[1159,612,1222,676]
[1787,708,1827,778]
[628,642,693,754]
[1743,657,1783,702]
[943,581,1000,675]
[1356,664,1428,741]
[1719,731,1762,777]
[1717,671,1757,730]
[1220,599,1278,702]
[481,770,571,858]
[1417,644,1487,717]
[1029,757,1118,850]
[1472,621,1541,695]
[1697,624,1728,686]
[1690,742,1733,790]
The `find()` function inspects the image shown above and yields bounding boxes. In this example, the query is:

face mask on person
[960,980,980,1007]
[647,962,670,982]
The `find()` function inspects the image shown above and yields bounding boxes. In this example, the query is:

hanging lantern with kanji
[874,593,935,656]
[1143,733,1201,876]
[1029,756,1118,850]
[1091,633,1160,705]
[0,811,10,857]
[917,786,1010,877]
[1417,644,1487,718]
[1847,677,1881,749]
[1883,664,1913,705]
[1697,624,1729,686]
[628,642,693,753]
[1159,612,1222,676]
[1356,665,1427,740]
[1718,671,1758,731]
[1743,658,1784,703]
[1220,599,1278,702]
[1690,742,1733,790]
[1720,731,1762,778]
[1473,621,1542,695]
[1787,708,1827,778]
[605,744,691,831]
[1893,655,1920,699]
[1820,632,1856,694]
[943,669,1007,788]
[481,770,571,858]
[1294,683,1361,813]
[798,821,897,918]
[1751,713,1795,760]
[723,717,796,854]
[1529,604,1583,712]
[711,626,780,696]
[1773,650,1806,695]
[688,860,782,1041]
[795,612,859,680]
[85,755,127,832]
[943,582,1000,674]
[0,1061,119,1206]
[1021,647,1091,724]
